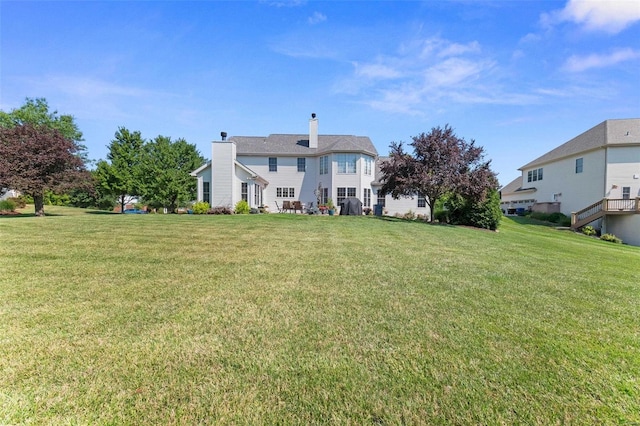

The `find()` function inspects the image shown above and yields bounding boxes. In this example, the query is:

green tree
[0,98,86,157]
[138,136,203,212]
[95,127,145,213]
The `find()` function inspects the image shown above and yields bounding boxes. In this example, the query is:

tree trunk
[119,194,126,213]
[34,193,45,217]
[428,198,435,222]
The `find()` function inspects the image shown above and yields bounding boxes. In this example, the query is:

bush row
[526,211,572,227]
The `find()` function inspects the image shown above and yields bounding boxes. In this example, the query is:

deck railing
[572,197,640,229]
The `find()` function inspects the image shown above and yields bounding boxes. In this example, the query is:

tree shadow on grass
[0,212,63,218]
[84,210,119,215]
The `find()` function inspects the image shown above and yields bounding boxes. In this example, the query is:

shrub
[581,225,596,236]
[529,211,570,225]
[600,233,622,244]
[235,200,250,215]
[440,190,502,230]
[207,206,233,215]
[0,199,17,212]
[403,209,416,220]
[192,201,210,215]
[8,197,26,208]
[434,208,450,223]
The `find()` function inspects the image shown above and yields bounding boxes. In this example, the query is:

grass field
[1,206,639,424]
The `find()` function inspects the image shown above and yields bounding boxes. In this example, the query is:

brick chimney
[309,113,318,149]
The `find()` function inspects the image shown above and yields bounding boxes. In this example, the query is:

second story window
[269,157,277,172]
[575,158,583,173]
[337,154,357,174]
[297,158,306,172]
[319,155,329,175]
[528,168,543,182]
[364,156,372,175]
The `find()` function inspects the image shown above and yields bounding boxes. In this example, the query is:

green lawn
[1,207,639,424]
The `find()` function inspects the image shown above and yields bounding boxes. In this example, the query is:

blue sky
[2,0,639,185]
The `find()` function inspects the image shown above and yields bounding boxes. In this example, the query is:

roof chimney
[309,113,318,149]
[221,131,227,141]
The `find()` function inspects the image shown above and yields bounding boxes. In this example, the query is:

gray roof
[520,118,640,170]
[499,176,537,196]
[372,156,389,185]
[230,134,378,157]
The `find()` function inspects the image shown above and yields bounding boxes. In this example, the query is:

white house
[0,189,20,201]
[191,114,430,217]
[501,118,640,246]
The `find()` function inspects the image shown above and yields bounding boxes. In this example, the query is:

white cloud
[353,61,403,80]
[437,41,481,58]
[423,58,486,87]
[563,47,640,72]
[543,0,640,34]
[261,0,306,8]
[339,36,507,114]
[16,74,172,121]
[308,11,326,25]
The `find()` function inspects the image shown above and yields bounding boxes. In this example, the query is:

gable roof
[230,134,377,157]
[520,118,640,170]
[499,176,536,196]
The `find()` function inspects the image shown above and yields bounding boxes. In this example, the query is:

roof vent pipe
[221,132,227,141]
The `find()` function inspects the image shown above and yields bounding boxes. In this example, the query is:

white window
[203,182,210,203]
[364,156,372,175]
[241,182,248,201]
[377,191,385,207]
[276,187,295,198]
[417,194,426,208]
[363,188,371,207]
[622,187,631,200]
[319,156,329,175]
[269,157,277,172]
[337,154,357,174]
[297,158,306,172]
[528,168,543,182]
[575,158,583,174]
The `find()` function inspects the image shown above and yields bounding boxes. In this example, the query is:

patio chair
[282,200,292,213]
[293,201,303,214]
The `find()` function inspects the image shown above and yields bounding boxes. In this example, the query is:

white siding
[383,194,430,218]
[212,142,236,207]
[605,215,640,246]
[605,146,640,199]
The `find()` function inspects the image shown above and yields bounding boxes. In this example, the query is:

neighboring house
[191,114,430,217]
[501,118,640,246]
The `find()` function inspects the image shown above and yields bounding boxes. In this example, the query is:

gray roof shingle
[520,119,640,170]
[230,134,378,157]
